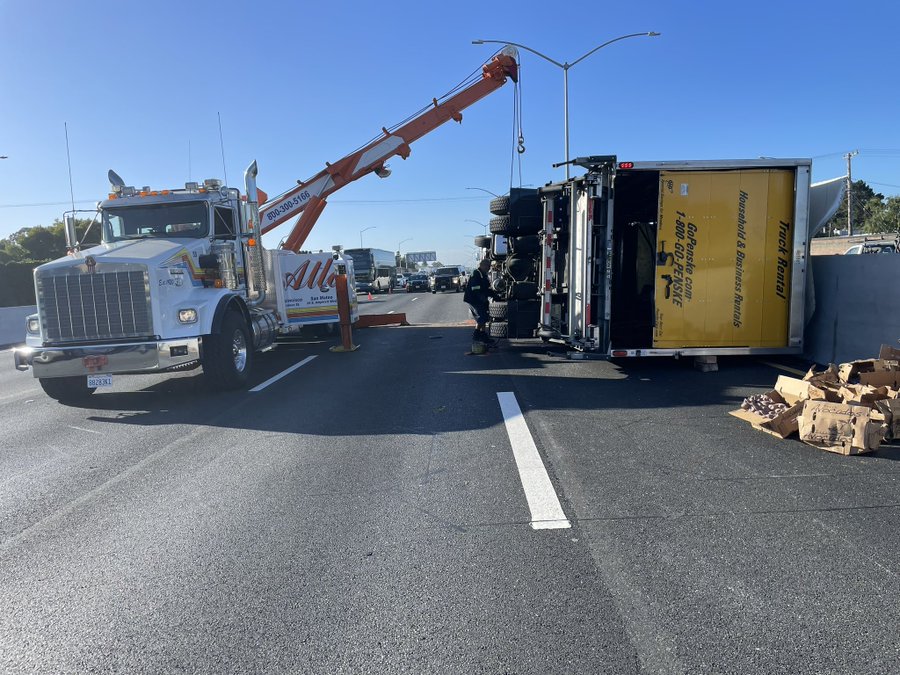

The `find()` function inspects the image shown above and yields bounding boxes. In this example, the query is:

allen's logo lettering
[284,258,337,290]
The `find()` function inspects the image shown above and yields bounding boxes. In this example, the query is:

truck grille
[37,268,152,343]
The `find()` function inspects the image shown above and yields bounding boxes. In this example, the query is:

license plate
[87,374,113,388]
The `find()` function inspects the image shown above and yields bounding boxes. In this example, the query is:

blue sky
[1,1,898,266]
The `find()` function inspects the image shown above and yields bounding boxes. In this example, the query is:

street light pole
[359,226,376,248]
[465,187,499,198]
[473,33,660,179]
[397,237,412,268]
[465,219,487,234]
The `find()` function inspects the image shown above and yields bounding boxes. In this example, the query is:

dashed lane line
[497,392,571,530]
[249,356,317,392]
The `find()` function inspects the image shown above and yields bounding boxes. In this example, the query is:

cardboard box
[803,364,840,386]
[774,375,841,406]
[836,384,891,408]
[874,398,900,439]
[859,370,900,388]
[730,391,803,439]
[838,359,900,387]
[878,344,900,361]
[798,400,886,455]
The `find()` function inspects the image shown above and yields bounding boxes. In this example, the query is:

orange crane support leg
[283,197,327,252]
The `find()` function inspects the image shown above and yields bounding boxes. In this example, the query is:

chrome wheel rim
[232,330,248,372]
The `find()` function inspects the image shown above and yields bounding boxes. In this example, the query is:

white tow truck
[13,49,519,401]
[13,164,357,401]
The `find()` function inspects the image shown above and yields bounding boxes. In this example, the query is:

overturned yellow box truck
[483,156,843,356]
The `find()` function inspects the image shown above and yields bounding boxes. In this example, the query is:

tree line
[822,180,900,236]
[0,217,99,307]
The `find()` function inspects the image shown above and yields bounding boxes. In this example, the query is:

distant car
[844,242,898,254]
[430,266,466,293]
[406,273,429,292]
[394,274,407,288]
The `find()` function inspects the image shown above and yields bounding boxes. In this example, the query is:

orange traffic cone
[367,292,373,301]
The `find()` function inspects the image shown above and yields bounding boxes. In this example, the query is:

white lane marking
[388,310,396,314]
[411,297,418,302]
[68,425,101,435]
[497,392,571,530]
[250,356,317,392]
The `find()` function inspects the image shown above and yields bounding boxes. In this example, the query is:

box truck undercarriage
[482,156,844,358]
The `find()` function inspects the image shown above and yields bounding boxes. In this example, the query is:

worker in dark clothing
[464,257,501,344]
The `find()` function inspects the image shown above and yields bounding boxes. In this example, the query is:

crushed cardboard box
[731,344,900,454]
[729,390,803,439]
[798,400,886,455]
[838,359,900,388]
[878,344,900,361]
[774,375,841,405]
[874,398,900,440]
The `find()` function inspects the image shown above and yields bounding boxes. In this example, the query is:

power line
[812,148,900,158]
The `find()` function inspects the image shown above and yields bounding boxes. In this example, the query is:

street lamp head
[471,39,484,44]
[466,187,500,197]
[648,31,661,37]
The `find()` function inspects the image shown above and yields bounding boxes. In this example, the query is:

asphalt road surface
[1,292,898,673]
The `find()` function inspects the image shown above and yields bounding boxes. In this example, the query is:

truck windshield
[102,202,210,242]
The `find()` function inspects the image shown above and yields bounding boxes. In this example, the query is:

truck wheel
[474,235,492,249]
[203,310,253,390]
[39,376,96,402]
[488,320,509,338]
[489,301,509,320]
[489,195,510,215]
[489,215,511,235]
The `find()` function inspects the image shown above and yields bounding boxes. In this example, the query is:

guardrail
[0,306,34,348]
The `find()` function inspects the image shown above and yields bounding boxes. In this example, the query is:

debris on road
[731,345,900,454]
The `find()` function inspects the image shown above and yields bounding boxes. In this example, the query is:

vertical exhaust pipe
[63,214,78,253]
[244,161,266,307]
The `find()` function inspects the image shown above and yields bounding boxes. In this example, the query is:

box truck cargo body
[486,156,842,357]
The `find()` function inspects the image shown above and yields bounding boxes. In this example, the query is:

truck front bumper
[13,339,202,378]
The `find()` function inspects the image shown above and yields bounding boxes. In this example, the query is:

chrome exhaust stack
[243,160,267,307]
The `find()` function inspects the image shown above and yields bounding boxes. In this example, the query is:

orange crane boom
[258,50,519,252]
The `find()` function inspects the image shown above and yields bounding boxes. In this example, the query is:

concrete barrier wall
[805,255,900,365]
[0,306,35,348]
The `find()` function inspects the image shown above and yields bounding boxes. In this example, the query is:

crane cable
[348,55,493,156]
[509,58,525,189]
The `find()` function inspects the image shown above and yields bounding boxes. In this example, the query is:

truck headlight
[26,314,40,335]
[177,308,198,324]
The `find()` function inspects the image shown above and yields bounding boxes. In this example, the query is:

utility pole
[845,150,858,236]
